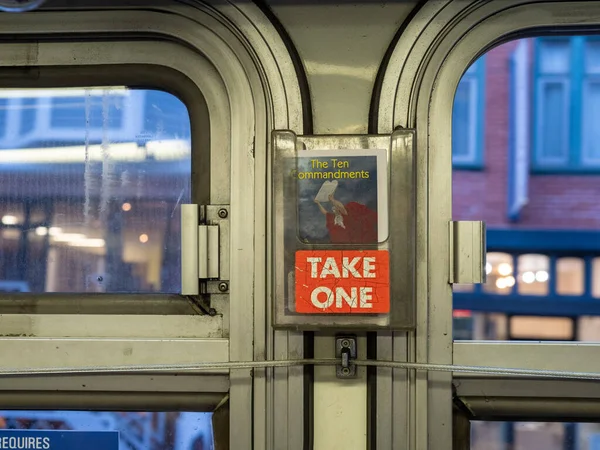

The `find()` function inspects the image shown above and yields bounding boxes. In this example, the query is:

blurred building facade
[453,37,600,450]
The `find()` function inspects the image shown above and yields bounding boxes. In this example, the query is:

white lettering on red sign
[295,250,389,314]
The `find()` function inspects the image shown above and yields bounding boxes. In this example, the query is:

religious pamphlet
[292,149,389,245]
[282,148,390,313]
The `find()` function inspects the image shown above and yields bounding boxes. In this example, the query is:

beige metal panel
[0,315,222,338]
[455,377,600,400]
[0,373,229,393]
[0,338,228,370]
[0,391,225,412]
[313,333,368,450]
[268,0,417,134]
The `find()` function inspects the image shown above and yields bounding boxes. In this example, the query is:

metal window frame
[0,38,233,414]
[375,1,600,448]
[0,39,229,342]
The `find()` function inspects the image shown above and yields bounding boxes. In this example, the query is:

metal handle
[181,204,199,295]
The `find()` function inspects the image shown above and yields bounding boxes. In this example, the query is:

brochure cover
[293,149,388,245]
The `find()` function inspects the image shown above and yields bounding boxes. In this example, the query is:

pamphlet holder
[271,130,416,330]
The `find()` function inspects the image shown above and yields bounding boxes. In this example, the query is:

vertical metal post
[452,406,471,450]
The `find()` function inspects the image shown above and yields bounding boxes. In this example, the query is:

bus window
[0,88,191,294]
[0,410,213,450]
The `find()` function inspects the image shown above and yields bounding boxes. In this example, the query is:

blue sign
[0,430,119,450]
[591,433,600,450]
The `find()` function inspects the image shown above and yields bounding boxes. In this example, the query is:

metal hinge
[181,204,230,295]
[449,221,486,284]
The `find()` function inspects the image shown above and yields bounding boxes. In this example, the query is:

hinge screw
[218,208,228,219]
[218,282,229,292]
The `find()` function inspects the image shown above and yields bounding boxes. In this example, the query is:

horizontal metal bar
[454,342,600,419]
[0,374,229,393]
[454,341,600,376]
[0,338,229,373]
[0,294,198,315]
[460,396,600,422]
[454,377,600,400]
[0,315,223,338]
[0,391,225,412]
[454,292,600,316]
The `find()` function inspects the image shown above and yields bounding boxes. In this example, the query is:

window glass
[577,316,600,340]
[0,410,213,450]
[556,257,584,296]
[471,421,579,450]
[593,258,600,298]
[483,252,514,294]
[509,316,574,340]
[452,80,475,160]
[537,80,569,163]
[582,41,600,163]
[452,59,483,166]
[0,88,191,294]
[517,254,549,296]
[452,284,474,293]
[586,40,600,73]
[453,35,600,342]
[452,312,507,340]
[539,39,571,73]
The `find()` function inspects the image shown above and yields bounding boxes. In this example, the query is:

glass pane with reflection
[556,257,584,296]
[0,88,191,294]
[470,421,596,450]
[0,410,213,450]
[517,254,550,296]
[510,316,574,340]
[483,252,515,294]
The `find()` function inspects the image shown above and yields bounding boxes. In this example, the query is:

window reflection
[517,254,549,296]
[510,316,573,340]
[483,252,514,294]
[0,410,213,450]
[556,257,584,296]
[0,88,191,294]
[452,284,474,293]
[592,258,600,298]
[471,422,579,450]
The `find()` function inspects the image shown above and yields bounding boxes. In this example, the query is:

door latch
[181,204,230,295]
[336,335,357,379]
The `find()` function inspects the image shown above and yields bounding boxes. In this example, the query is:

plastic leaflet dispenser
[271,130,416,331]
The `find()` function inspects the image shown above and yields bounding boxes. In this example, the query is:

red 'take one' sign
[295,250,390,314]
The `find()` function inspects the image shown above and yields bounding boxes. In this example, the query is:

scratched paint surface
[295,250,390,314]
